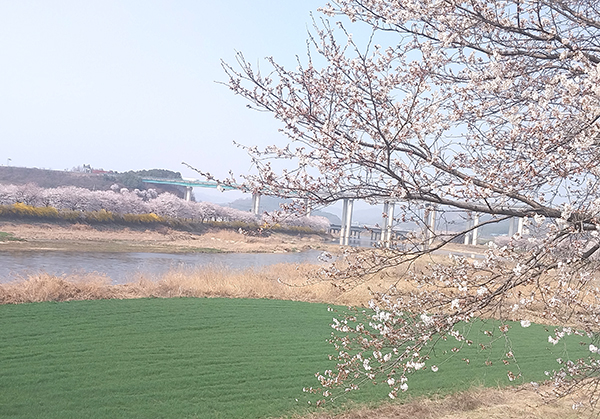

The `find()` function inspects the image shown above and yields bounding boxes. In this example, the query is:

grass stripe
[0,298,333,419]
[0,298,590,418]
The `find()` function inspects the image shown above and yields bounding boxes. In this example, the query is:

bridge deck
[141,178,241,190]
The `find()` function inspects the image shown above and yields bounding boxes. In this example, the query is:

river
[0,250,327,284]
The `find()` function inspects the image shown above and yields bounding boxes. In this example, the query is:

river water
[0,250,327,284]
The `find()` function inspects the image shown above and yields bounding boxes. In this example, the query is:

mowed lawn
[0,298,591,418]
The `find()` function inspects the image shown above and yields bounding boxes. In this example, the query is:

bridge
[141,177,263,215]
[329,224,410,241]
[142,175,413,246]
[141,177,524,247]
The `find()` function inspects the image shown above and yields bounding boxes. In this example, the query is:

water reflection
[0,250,325,285]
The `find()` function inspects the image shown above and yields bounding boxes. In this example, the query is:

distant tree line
[0,183,330,231]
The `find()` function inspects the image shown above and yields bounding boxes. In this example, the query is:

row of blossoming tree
[0,183,330,231]
[221,0,600,409]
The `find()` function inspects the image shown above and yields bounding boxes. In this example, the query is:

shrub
[122,213,165,224]
[59,210,82,222]
[0,203,60,219]
[84,209,115,223]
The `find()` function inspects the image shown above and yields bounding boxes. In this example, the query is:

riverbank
[0,221,335,254]
[0,222,583,419]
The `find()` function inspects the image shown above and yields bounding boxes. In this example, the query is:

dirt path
[0,221,335,254]
[302,385,582,419]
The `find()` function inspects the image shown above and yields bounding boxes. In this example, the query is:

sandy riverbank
[0,220,490,256]
[0,221,335,254]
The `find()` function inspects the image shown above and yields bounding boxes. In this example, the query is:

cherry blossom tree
[192,201,220,222]
[221,205,260,224]
[13,183,43,207]
[0,184,19,206]
[223,0,600,407]
[44,186,92,211]
[0,183,330,230]
[144,192,193,219]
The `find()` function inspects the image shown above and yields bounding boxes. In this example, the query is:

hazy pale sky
[0,1,338,181]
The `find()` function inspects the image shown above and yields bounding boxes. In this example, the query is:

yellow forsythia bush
[11,202,37,217]
[35,206,60,218]
[7,203,59,218]
[0,204,177,228]
[83,209,114,223]
[59,210,82,221]
[122,213,165,224]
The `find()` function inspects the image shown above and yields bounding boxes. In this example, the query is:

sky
[0,2,499,227]
[0,1,386,215]
[0,1,337,176]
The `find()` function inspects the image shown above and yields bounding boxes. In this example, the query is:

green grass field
[0,231,24,242]
[0,298,591,418]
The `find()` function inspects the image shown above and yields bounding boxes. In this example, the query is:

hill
[0,166,185,197]
[228,196,341,224]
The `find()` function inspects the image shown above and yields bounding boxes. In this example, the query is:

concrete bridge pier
[339,199,354,246]
[518,217,524,235]
[184,186,193,202]
[464,214,480,245]
[370,229,381,241]
[508,217,524,237]
[252,193,261,216]
[303,198,311,217]
[472,214,479,245]
[381,201,395,248]
[425,205,436,248]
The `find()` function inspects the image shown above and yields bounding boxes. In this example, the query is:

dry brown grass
[0,250,543,308]
[0,259,440,307]
[295,385,582,419]
[0,273,120,304]
[0,263,344,305]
